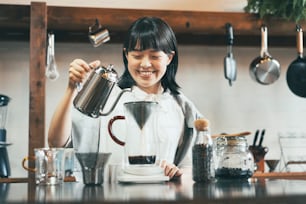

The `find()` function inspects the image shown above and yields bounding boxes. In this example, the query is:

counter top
[1,169,306,204]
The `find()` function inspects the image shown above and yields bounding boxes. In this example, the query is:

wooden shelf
[0,177,29,183]
[252,172,306,180]
[0,4,305,46]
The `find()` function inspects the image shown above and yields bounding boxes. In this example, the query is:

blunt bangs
[125,18,175,54]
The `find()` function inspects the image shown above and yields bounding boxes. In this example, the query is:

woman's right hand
[68,59,101,89]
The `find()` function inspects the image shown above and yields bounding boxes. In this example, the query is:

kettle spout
[99,88,132,116]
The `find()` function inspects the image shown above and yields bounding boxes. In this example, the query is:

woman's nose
[140,57,151,68]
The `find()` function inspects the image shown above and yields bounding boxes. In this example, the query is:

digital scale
[117,166,169,183]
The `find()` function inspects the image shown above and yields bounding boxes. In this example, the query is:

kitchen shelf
[252,172,306,180]
[0,177,29,183]
[0,4,305,46]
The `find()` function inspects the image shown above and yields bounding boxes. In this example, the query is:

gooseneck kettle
[73,64,131,118]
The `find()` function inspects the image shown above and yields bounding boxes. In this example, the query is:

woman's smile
[137,69,156,77]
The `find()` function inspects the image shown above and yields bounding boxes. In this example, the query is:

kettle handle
[108,115,125,146]
[99,88,132,116]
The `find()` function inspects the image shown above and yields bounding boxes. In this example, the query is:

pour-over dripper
[265,159,280,172]
[124,101,158,129]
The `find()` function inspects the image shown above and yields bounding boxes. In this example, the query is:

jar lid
[226,135,248,145]
[212,131,251,139]
[194,118,209,131]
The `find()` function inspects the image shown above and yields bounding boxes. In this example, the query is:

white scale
[117,166,169,183]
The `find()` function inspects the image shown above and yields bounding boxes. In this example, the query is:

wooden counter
[2,170,306,204]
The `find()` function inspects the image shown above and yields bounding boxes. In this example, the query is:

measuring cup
[22,148,65,185]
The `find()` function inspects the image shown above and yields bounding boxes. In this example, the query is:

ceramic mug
[22,148,65,185]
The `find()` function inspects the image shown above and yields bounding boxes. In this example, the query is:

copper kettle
[73,64,131,118]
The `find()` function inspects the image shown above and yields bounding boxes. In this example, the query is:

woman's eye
[132,55,142,59]
[151,55,160,60]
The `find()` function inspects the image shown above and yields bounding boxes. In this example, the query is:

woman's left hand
[161,160,183,179]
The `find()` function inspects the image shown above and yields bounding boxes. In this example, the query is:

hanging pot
[250,26,281,85]
[286,25,306,98]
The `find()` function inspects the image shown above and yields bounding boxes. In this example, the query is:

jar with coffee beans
[192,118,215,182]
[214,134,254,180]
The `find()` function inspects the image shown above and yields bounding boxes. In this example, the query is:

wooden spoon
[211,131,251,139]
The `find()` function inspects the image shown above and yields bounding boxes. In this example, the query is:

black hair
[117,16,180,95]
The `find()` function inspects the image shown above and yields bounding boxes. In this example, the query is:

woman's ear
[167,51,175,65]
[123,48,128,58]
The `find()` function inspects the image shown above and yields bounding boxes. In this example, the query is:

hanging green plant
[244,0,306,23]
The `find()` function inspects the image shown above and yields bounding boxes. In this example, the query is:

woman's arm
[48,59,100,147]
[48,86,76,147]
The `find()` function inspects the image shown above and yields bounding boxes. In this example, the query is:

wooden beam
[29,2,47,177]
[0,5,304,35]
[0,4,303,46]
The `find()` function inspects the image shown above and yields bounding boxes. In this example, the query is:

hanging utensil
[258,129,265,147]
[45,33,59,80]
[286,25,306,98]
[224,23,237,86]
[88,19,110,47]
[252,129,260,146]
[250,25,281,85]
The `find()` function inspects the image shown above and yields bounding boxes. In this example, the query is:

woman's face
[126,48,174,94]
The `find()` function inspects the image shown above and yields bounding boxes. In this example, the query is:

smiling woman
[47,16,203,181]
[119,16,179,95]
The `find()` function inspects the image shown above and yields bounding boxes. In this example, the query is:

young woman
[48,16,203,179]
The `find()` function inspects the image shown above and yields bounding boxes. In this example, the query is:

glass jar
[214,135,254,179]
[192,118,214,182]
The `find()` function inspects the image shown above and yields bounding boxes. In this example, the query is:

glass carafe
[108,101,160,175]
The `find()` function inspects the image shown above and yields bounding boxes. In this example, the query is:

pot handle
[296,25,303,56]
[108,115,125,146]
[99,88,132,116]
[260,25,269,57]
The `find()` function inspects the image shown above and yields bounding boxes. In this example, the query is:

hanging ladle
[45,32,60,80]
